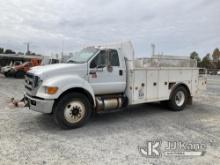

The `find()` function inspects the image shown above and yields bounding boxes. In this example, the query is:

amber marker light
[46,87,58,95]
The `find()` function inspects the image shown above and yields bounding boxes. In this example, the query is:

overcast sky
[0,0,219,57]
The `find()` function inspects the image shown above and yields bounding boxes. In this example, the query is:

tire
[168,86,188,111]
[53,92,92,129]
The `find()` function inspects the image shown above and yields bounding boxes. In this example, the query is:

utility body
[24,42,207,129]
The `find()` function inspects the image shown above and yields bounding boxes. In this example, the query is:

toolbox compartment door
[198,76,207,91]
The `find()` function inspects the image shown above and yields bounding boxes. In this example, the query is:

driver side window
[90,50,108,68]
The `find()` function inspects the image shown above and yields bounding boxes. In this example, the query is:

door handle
[119,70,123,76]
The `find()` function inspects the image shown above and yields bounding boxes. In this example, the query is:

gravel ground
[0,74,220,165]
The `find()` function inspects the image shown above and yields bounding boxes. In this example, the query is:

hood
[28,63,87,79]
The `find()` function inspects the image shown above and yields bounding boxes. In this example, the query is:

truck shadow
[33,103,171,132]
[94,103,168,120]
[29,101,218,137]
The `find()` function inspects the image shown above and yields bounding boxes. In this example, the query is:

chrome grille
[25,73,34,91]
[25,73,41,96]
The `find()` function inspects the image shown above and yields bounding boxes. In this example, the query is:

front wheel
[53,92,92,129]
[168,86,188,111]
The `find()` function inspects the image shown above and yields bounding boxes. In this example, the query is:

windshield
[67,47,99,63]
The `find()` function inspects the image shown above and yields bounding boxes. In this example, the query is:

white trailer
[24,41,207,129]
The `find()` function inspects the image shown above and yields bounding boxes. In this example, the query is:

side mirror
[90,62,97,69]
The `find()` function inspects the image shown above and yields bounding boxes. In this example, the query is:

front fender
[36,75,95,104]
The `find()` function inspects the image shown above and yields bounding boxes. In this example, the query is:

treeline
[190,48,220,69]
[0,48,16,54]
[0,47,36,55]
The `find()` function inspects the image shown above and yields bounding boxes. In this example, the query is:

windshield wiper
[67,60,78,63]
[67,60,84,64]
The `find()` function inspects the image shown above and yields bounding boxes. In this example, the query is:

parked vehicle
[2,59,41,78]
[41,56,60,65]
[217,71,220,75]
[24,41,207,129]
[1,61,22,74]
[208,70,217,75]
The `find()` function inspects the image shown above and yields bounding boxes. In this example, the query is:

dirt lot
[0,74,220,165]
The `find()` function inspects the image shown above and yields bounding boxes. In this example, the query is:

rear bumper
[24,94,54,114]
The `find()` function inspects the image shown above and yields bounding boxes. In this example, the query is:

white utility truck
[24,41,207,129]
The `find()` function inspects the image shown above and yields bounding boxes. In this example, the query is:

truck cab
[24,41,207,129]
[87,47,126,94]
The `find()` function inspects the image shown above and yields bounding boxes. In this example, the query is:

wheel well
[52,88,95,114]
[169,83,191,100]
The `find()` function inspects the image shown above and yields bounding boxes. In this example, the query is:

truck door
[88,49,126,95]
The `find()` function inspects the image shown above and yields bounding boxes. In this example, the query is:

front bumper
[24,94,54,114]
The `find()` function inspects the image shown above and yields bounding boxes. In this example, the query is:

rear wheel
[53,92,92,129]
[168,86,188,111]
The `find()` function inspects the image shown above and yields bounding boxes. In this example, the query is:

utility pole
[24,42,30,55]
[61,40,64,61]
[151,43,155,56]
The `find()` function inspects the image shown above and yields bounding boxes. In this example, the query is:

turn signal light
[46,87,58,95]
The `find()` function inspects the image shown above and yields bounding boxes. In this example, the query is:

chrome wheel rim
[175,91,185,107]
[64,101,86,124]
